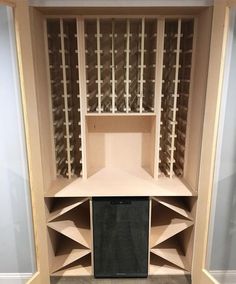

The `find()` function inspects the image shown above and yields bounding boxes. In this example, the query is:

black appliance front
[93,197,149,278]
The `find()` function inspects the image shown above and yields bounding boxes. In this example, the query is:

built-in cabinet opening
[30,5,212,278]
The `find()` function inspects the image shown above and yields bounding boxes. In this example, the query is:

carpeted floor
[51,276,191,284]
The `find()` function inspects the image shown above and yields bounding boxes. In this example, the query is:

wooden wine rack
[47,19,82,179]
[84,18,157,114]
[46,17,194,181]
[30,6,212,278]
[159,19,194,178]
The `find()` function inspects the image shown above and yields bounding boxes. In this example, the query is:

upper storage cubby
[84,18,157,114]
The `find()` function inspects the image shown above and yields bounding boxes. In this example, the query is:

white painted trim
[202,269,220,284]
[0,273,32,279]
[210,270,236,284]
[29,0,213,8]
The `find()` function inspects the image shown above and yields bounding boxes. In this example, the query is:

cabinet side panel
[184,8,213,191]
[30,8,56,191]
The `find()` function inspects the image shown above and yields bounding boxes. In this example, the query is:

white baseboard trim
[0,273,32,284]
[210,270,236,284]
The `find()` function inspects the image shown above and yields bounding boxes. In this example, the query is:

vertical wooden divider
[155,19,165,179]
[125,19,131,113]
[139,18,145,113]
[60,19,72,178]
[111,20,116,113]
[44,19,57,179]
[170,19,181,178]
[77,18,87,179]
[96,18,102,113]
[183,17,198,178]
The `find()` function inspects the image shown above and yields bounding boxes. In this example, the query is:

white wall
[0,5,35,275]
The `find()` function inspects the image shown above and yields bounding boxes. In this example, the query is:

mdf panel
[30,8,56,191]
[184,7,213,191]
[86,116,156,177]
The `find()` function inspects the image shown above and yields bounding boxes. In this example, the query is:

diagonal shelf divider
[52,254,92,276]
[50,237,91,274]
[47,197,89,222]
[150,218,193,248]
[51,248,90,273]
[149,253,188,275]
[150,198,193,248]
[150,234,191,272]
[47,199,91,249]
[152,196,193,220]
[48,220,91,249]
[151,247,189,271]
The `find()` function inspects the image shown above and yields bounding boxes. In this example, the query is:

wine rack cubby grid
[150,197,195,274]
[46,17,195,180]
[47,18,82,179]
[159,19,194,178]
[46,198,92,276]
[84,18,157,114]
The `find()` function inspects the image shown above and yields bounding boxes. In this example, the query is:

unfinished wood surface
[45,167,196,197]
[151,248,189,271]
[86,115,156,177]
[46,197,88,222]
[192,4,228,282]
[51,248,90,274]
[183,8,212,191]
[174,19,195,177]
[84,18,157,114]
[52,254,92,276]
[155,19,164,179]
[77,18,88,179]
[48,221,91,248]
[151,218,193,248]
[47,200,91,248]
[30,8,56,191]
[149,253,190,275]
[15,2,50,283]
[152,197,193,220]
[46,18,83,179]
[151,201,193,248]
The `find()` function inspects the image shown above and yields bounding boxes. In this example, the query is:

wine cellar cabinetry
[30,6,212,278]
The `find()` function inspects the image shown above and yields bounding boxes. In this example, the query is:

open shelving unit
[30,5,212,278]
[46,198,92,275]
[150,197,196,275]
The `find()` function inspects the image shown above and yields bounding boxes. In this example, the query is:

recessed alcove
[86,115,156,177]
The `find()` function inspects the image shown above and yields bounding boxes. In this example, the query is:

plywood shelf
[46,197,89,222]
[151,218,193,248]
[85,113,156,116]
[51,254,92,276]
[149,253,190,275]
[151,236,191,272]
[48,220,91,249]
[151,248,189,272]
[50,243,91,274]
[45,167,197,197]
[152,196,194,220]
[47,199,91,249]
[150,198,194,248]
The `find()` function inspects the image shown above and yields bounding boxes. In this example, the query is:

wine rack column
[158,18,195,178]
[46,18,83,179]
[84,18,157,114]
[174,20,195,176]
